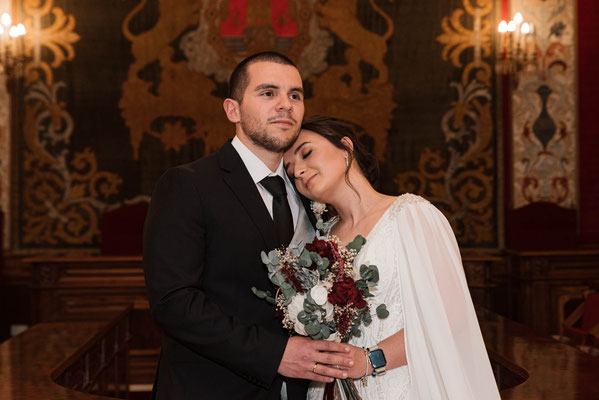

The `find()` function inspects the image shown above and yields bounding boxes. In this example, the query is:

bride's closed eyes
[301,149,312,159]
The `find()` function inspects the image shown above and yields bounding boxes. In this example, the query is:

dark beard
[242,120,298,153]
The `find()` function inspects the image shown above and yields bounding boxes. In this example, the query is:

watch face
[369,349,387,368]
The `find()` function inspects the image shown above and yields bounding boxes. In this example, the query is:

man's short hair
[228,52,298,103]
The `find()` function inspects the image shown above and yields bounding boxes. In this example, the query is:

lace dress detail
[307,194,428,400]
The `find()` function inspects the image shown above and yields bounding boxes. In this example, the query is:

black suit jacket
[143,141,315,399]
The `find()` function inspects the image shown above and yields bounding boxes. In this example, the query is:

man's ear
[223,98,241,123]
[341,136,354,153]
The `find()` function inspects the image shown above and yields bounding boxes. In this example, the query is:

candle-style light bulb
[521,22,530,34]
[9,25,18,38]
[514,12,523,25]
[498,20,508,33]
[1,13,11,27]
[507,21,517,32]
[16,23,26,36]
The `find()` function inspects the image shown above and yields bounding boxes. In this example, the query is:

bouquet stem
[324,378,361,400]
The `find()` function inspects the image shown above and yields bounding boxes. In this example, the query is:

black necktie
[260,176,294,247]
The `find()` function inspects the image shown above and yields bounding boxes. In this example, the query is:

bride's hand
[325,344,370,380]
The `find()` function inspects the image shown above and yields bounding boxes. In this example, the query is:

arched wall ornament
[510,0,577,209]
[19,0,124,246]
[395,0,497,245]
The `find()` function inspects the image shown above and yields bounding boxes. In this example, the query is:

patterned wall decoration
[18,0,124,247]
[511,0,577,209]
[11,0,499,249]
[119,0,394,162]
[395,0,497,245]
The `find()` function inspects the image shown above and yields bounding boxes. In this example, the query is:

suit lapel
[217,141,279,251]
[299,193,317,228]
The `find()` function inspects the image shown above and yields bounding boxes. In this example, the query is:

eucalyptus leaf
[305,322,321,336]
[269,272,285,287]
[355,279,367,291]
[298,311,311,324]
[266,296,276,305]
[260,251,270,265]
[251,287,266,299]
[320,324,331,339]
[346,235,366,252]
[376,304,390,319]
[298,249,313,267]
[360,264,380,283]
[316,220,325,230]
[362,312,372,324]
[281,286,296,300]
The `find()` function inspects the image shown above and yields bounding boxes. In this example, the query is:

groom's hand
[277,336,354,382]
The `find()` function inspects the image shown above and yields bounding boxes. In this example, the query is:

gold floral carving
[20,1,122,246]
[396,0,496,244]
[305,0,395,160]
[120,0,232,160]
[23,0,80,68]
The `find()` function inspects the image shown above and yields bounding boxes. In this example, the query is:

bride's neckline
[327,196,398,245]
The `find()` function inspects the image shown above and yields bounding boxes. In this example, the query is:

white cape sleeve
[394,196,500,399]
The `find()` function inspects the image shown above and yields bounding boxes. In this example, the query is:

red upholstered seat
[100,203,149,255]
[564,292,599,346]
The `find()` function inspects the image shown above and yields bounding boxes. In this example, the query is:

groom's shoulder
[172,142,233,178]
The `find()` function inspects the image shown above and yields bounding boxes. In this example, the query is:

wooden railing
[0,306,131,399]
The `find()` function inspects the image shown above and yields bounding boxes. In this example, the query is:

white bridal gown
[307,194,500,400]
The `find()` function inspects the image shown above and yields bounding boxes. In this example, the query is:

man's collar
[231,136,287,184]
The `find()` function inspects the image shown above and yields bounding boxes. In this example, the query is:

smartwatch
[367,345,387,377]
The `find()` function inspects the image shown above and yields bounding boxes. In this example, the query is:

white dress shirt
[231,136,300,228]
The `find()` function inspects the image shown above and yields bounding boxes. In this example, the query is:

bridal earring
[345,155,349,167]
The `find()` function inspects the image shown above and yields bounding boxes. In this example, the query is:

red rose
[328,277,366,309]
[305,238,341,270]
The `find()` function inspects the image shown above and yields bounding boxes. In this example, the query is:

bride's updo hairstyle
[300,115,379,187]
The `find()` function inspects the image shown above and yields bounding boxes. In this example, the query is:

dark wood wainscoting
[505,250,599,335]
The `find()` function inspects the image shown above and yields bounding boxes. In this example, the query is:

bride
[283,115,500,399]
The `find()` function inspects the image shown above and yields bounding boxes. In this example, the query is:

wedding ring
[312,362,318,374]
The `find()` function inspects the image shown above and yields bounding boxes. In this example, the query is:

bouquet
[252,202,389,399]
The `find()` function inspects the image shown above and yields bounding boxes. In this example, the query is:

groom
[143,52,352,399]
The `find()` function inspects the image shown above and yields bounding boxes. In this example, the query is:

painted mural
[9,0,501,249]
[511,0,577,208]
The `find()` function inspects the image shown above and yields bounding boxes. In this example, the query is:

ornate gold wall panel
[19,0,123,246]
[396,0,497,245]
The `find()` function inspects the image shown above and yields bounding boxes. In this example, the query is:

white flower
[293,321,307,336]
[310,201,327,219]
[326,332,341,342]
[287,294,307,335]
[324,302,335,320]
[310,284,328,306]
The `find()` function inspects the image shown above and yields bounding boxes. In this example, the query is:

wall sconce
[0,12,26,78]
[496,12,536,78]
